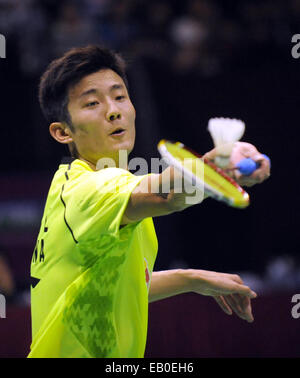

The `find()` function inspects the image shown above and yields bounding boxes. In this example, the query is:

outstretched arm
[122,166,207,224]
[122,141,270,224]
[149,269,257,323]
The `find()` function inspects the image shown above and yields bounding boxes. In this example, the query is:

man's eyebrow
[109,83,125,92]
[79,88,98,98]
[79,84,125,99]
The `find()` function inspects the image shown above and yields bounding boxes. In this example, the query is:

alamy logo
[0,34,6,59]
[95,150,205,205]
[291,34,300,59]
[291,294,300,319]
[0,294,6,318]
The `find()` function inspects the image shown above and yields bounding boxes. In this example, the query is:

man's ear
[49,122,74,144]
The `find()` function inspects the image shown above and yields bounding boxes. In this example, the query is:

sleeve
[63,168,147,243]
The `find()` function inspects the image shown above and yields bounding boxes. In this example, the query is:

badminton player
[28,45,270,358]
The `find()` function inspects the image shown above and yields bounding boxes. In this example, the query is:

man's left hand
[204,142,271,187]
[229,142,270,187]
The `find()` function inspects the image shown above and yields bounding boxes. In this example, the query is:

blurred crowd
[0,0,298,77]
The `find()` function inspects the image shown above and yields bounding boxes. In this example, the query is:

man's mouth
[110,128,125,136]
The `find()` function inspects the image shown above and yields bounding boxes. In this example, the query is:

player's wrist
[176,269,206,293]
[182,269,216,295]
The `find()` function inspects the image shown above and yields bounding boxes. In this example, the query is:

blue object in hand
[236,154,270,176]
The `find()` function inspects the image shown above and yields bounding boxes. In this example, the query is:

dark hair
[38,45,128,128]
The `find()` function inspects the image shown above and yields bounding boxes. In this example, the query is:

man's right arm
[121,166,207,224]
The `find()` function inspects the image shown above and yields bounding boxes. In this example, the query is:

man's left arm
[149,269,257,322]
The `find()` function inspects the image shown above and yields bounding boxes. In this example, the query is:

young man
[28,45,270,358]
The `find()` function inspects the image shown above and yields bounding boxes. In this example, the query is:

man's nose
[107,112,121,122]
[106,100,122,122]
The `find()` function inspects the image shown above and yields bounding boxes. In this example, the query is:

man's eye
[116,95,125,101]
[85,101,99,107]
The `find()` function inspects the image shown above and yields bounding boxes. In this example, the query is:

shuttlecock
[207,117,245,168]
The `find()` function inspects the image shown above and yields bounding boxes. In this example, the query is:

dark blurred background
[0,0,300,358]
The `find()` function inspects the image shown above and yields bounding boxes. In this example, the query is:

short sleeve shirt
[28,159,158,358]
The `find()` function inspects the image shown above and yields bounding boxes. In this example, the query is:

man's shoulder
[52,160,136,197]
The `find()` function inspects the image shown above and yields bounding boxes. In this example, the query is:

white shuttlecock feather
[207,117,245,168]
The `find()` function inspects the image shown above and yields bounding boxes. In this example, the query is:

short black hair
[39,45,128,127]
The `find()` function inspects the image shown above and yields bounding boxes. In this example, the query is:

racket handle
[236,154,270,176]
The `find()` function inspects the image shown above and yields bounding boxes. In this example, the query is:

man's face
[67,69,136,166]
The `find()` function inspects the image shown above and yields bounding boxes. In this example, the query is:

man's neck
[78,153,129,171]
[77,156,97,171]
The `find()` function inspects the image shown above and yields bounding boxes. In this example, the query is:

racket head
[157,139,249,209]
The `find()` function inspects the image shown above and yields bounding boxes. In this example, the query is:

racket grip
[236,154,270,176]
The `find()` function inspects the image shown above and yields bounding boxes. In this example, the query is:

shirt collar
[60,156,76,164]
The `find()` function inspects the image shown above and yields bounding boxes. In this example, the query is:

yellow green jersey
[28,159,158,358]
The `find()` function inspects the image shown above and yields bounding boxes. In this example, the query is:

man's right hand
[189,270,257,322]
